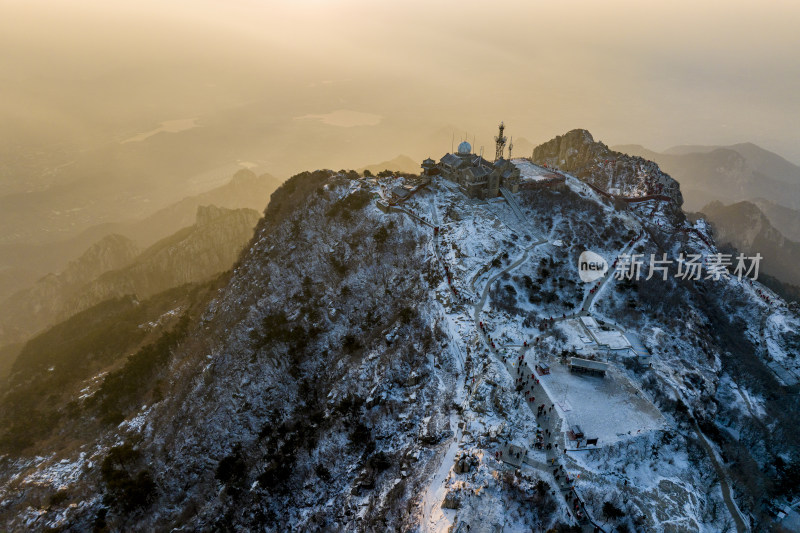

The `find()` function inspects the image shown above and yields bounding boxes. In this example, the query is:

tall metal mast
[508,136,514,160]
[494,122,507,162]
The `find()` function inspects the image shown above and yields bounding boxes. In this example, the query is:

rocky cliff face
[533,129,684,211]
[532,129,604,169]
[0,206,259,348]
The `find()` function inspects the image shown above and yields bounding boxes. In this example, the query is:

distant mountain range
[699,200,800,288]
[0,170,281,303]
[612,143,800,288]
[76,169,279,248]
[613,143,800,215]
[751,198,800,242]
[357,155,420,175]
[0,205,260,350]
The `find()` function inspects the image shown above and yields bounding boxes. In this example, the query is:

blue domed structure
[457,141,472,155]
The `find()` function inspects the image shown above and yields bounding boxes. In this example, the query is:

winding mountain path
[422,414,463,530]
[473,240,547,324]
[414,180,743,531]
[692,422,749,533]
[470,239,597,530]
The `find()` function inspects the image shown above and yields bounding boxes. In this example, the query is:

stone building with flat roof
[423,139,520,200]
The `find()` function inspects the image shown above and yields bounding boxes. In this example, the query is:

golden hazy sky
[2,0,799,164]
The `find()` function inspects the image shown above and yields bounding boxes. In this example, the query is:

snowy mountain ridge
[2,132,799,532]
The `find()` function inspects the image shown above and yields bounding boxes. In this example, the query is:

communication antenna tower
[494,122,507,162]
[508,136,514,160]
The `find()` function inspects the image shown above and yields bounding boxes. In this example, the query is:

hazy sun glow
[3,0,798,166]
[1,0,798,236]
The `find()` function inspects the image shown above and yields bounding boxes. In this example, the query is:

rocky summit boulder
[533,129,684,212]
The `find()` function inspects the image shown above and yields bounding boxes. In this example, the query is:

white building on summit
[420,124,520,200]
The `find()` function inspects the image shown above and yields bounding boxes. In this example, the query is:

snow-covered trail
[692,421,750,533]
[420,196,466,531]
[387,203,435,228]
[428,196,439,227]
[426,195,464,305]
[541,221,747,530]
[584,232,643,313]
[473,239,548,324]
[662,378,749,533]
[470,240,596,529]
[418,316,467,530]
[498,186,544,241]
[421,413,462,532]
[528,230,645,328]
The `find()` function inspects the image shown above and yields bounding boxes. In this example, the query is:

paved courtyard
[525,353,664,447]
